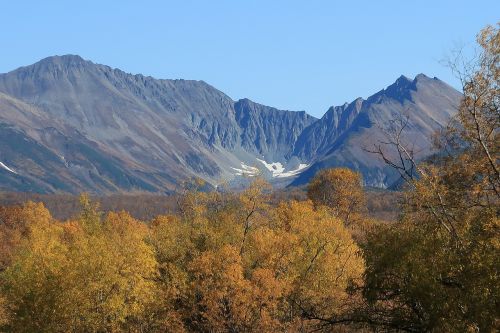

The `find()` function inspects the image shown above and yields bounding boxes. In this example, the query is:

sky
[1,1,498,117]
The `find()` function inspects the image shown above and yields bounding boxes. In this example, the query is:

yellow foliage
[307,168,366,228]
[0,203,159,332]
[0,180,367,332]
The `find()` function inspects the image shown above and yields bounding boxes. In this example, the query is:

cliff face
[293,97,363,160]
[235,98,316,162]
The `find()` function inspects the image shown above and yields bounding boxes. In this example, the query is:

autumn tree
[358,23,499,332]
[148,179,274,331]
[0,202,71,332]
[66,209,159,332]
[274,201,365,329]
[307,168,367,227]
[185,244,288,332]
[148,214,191,332]
[145,179,366,332]
[0,198,159,332]
[243,200,366,331]
[0,205,31,271]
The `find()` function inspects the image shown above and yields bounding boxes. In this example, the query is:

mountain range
[0,55,462,193]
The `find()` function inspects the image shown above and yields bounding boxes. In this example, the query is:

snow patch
[233,159,309,179]
[257,159,309,178]
[0,161,17,174]
[231,163,260,177]
[256,159,285,177]
[276,163,309,178]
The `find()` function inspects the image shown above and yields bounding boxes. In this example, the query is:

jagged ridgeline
[0,55,461,193]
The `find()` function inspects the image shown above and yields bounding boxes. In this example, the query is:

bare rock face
[234,98,316,162]
[293,97,363,160]
[0,55,462,193]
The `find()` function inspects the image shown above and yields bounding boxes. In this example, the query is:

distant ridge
[0,55,461,193]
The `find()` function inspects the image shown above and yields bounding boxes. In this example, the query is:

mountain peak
[414,73,427,80]
[378,74,418,102]
[7,54,95,76]
[395,74,412,85]
[393,73,436,87]
[37,54,88,66]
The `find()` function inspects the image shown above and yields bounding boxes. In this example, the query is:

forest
[0,25,498,333]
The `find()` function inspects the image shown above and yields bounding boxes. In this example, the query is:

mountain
[291,74,462,187]
[0,55,314,193]
[0,55,462,193]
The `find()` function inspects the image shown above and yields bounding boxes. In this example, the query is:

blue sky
[1,1,498,117]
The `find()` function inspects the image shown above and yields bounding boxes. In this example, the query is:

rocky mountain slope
[292,74,462,187]
[0,55,462,193]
